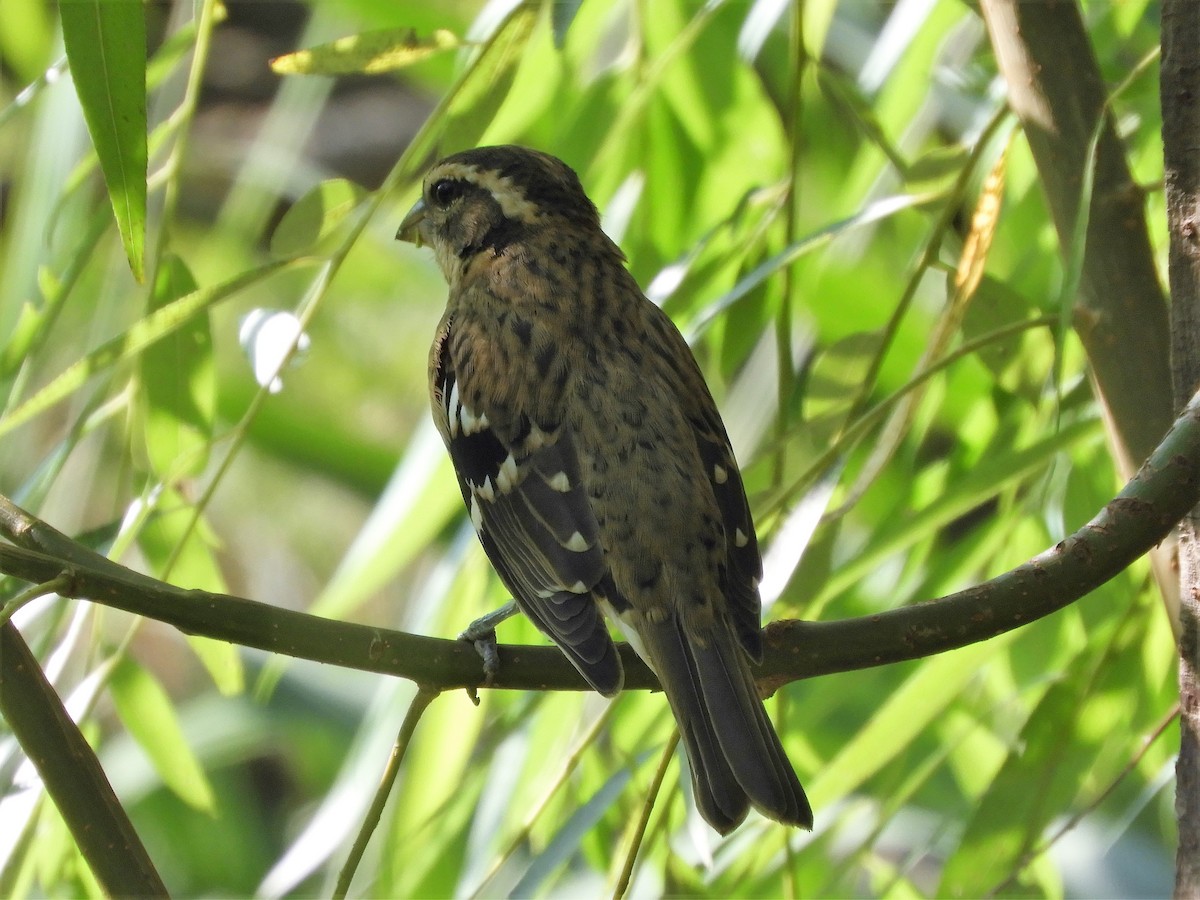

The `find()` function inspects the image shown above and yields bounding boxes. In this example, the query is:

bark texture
[1162,1,1200,893]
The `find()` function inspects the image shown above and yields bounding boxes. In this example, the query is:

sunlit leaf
[137,486,243,696]
[139,255,214,480]
[0,299,44,377]
[954,146,1006,300]
[269,178,367,258]
[109,657,216,813]
[0,260,293,439]
[939,635,1106,895]
[443,7,538,150]
[810,637,1007,808]
[270,27,460,75]
[59,0,146,281]
[805,331,885,418]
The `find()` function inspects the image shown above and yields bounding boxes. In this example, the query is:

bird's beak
[396,198,427,247]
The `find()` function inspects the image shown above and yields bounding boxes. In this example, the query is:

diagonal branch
[0,623,167,897]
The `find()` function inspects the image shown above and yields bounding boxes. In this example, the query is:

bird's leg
[458,600,519,686]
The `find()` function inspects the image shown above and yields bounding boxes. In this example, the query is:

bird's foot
[458,601,519,702]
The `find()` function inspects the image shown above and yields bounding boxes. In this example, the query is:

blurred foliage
[0,0,1176,896]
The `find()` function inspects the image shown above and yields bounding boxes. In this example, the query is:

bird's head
[397,145,603,281]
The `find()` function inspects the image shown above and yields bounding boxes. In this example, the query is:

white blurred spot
[238,309,311,394]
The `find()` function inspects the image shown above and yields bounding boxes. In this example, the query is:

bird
[396,145,812,834]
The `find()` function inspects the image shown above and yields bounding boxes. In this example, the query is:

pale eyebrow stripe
[430,162,542,224]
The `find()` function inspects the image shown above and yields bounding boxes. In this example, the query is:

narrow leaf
[109,657,216,813]
[954,146,1007,300]
[270,27,460,76]
[809,638,1006,807]
[60,0,147,281]
[138,485,244,696]
[0,259,293,439]
[139,255,215,479]
[269,179,367,258]
[442,7,537,151]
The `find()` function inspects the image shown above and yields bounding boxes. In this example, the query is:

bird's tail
[645,618,813,834]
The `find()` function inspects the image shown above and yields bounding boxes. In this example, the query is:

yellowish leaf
[270,27,460,76]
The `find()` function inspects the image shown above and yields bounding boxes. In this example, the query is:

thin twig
[612,731,680,900]
[334,685,441,899]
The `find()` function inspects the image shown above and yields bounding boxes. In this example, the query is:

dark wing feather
[642,615,812,832]
[690,410,764,660]
[434,340,623,696]
[646,618,751,833]
[689,629,813,827]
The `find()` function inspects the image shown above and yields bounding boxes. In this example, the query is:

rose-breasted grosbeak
[397,145,812,834]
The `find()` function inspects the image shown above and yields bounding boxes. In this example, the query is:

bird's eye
[431,179,463,208]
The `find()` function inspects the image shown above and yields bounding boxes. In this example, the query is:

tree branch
[979,0,1173,477]
[0,623,167,897]
[979,0,1179,635]
[3,385,1200,695]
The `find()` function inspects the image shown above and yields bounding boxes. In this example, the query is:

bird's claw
[458,621,501,700]
[456,601,518,701]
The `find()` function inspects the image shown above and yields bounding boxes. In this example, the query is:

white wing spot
[713,464,728,484]
[565,531,588,552]
[496,453,519,492]
[447,380,462,437]
[568,581,588,594]
[735,528,749,548]
[477,476,496,502]
[548,471,571,492]
[469,496,483,532]
[526,424,550,451]
[460,404,489,435]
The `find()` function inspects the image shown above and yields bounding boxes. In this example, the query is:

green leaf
[59,0,147,282]
[939,659,1093,895]
[812,416,1102,610]
[907,144,971,189]
[139,255,215,479]
[109,657,216,813]
[0,299,45,377]
[442,6,537,149]
[0,259,293,440]
[0,0,54,80]
[137,485,244,696]
[308,424,462,622]
[805,331,886,419]
[269,27,460,76]
[962,275,1031,380]
[808,637,1007,807]
[269,179,367,258]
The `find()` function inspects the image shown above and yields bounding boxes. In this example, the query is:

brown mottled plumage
[397,145,812,834]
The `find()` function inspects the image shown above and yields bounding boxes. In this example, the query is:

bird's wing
[432,323,623,695]
[688,396,765,660]
[640,300,764,659]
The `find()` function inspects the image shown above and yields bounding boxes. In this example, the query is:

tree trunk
[1162,2,1200,893]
